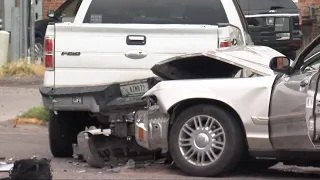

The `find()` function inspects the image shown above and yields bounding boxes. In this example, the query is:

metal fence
[1,0,41,63]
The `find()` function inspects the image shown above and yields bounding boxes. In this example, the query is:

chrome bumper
[134,105,170,153]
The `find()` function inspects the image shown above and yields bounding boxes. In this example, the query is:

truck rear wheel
[49,111,85,157]
[168,104,245,177]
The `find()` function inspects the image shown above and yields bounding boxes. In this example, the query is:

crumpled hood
[151,45,284,80]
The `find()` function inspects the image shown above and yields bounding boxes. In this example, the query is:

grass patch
[20,107,50,122]
[0,61,44,78]
[14,107,50,126]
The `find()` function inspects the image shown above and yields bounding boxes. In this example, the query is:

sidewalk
[0,76,42,122]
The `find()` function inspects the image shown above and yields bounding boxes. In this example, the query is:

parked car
[238,0,303,60]
[30,0,82,60]
[40,0,253,159]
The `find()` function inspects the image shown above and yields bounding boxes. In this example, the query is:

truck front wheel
[49,111,85,157]
[168,104,245,177]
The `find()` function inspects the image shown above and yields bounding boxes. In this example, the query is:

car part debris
[75,131,107,168]
[124,159,135,169]
[76,170,86,173]
[87,128,112,136]
[155,158,167,164]
[106,167,121,173]
[74,127,154,169]
[0,162,13,172]
[7,158,15,163]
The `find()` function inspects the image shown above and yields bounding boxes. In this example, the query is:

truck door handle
[126,35,146,45]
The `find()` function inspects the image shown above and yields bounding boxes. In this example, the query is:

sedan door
[269,36,320,150]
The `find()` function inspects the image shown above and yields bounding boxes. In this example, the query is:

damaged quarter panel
[143,74,278,151]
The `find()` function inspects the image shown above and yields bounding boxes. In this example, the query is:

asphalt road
[1,77,320,179]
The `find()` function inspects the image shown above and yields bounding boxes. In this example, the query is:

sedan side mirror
[269,56,291,74]
[47,10,56,19]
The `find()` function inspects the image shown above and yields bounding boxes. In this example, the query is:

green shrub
[20,107,50,122]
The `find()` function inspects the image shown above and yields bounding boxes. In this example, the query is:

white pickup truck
[40,0,253,161]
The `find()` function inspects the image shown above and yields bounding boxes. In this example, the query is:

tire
[169,104,245,177]
[28,37,44,62]
[49,111,85,157]
[35,37,44,62]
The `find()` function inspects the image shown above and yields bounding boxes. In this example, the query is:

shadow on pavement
[231,168,320,179]
[152,164,320,179]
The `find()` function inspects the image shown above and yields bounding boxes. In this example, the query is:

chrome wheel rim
[34,43,43,61]
[29,43,44,61]
[178,115,226,167]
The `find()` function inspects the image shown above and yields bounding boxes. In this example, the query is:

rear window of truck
[83,0,229,25]
[238,0,297,11]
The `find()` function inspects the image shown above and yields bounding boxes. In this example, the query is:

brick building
[42,0,66,18]
[296,0,320,39]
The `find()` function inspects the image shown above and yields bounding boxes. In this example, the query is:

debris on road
[0,162,13,172]
[76,170,86,173]
[155,158,166,164]
[7,158,15,163]
[105,167,121,173]
[124,159,135,169]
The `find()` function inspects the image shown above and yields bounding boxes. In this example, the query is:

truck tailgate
[46,24,219,86]
[246,15,300,44]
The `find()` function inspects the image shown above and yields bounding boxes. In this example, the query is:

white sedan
[135,37,320,177]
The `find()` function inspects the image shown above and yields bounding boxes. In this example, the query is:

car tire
[49,111,84,157]
[28,37,44,62]
[169,104,245,177]
[35,37,44,61]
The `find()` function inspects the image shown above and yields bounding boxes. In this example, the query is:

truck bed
[44,23,220,87]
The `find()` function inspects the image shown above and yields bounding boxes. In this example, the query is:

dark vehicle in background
[238,0,302,60]
[31,0,82,60]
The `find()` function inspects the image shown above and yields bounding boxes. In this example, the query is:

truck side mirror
[269,56,291,74]
[47,10,56,19]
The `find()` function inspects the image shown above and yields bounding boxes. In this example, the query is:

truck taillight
[219,40,231,48]
[44,37,54,70]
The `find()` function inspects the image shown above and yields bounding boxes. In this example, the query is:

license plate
[72,96,83,104]
[120,79,149,97]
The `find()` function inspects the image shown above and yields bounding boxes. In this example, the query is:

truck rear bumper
[39,77,161,113]
[39,85,115,113]
[255,38,302,53]
[41,93,101,112]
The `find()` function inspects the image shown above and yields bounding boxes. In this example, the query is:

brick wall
[42,0,66,19]
[296,0,320,39]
